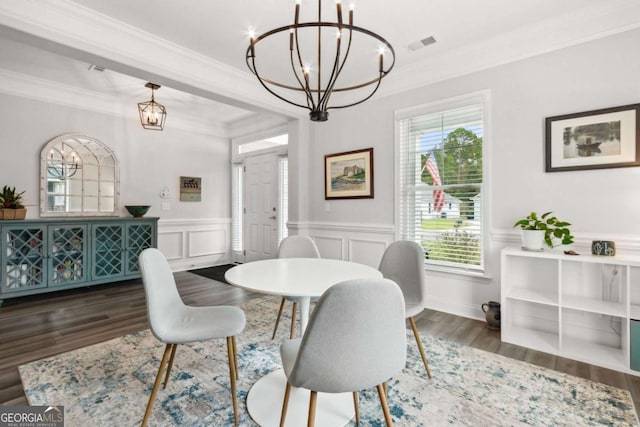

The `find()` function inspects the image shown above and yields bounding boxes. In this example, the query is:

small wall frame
[324,148,374,199]
[179,176,202,202]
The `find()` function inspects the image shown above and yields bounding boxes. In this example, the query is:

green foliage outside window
[423,230,481,265]
[419,127,482,265]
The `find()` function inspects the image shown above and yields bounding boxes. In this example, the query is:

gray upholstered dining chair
[138,248,246,427]
[279,278,406,427]
[272,235,321,339]
[379,240,432,379]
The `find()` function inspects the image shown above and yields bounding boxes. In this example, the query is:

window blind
[398,103,484,271]
[278,157,289,243]
[231,164,243,252]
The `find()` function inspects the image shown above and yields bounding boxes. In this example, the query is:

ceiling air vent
[408,35,437,52]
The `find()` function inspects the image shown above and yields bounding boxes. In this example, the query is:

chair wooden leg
[231,335,239,379]
[279,382,292,427]
[141,344,172,427]
[409,317,432,379]
[376,383,394,427]
[272,298,287,339]
[308,390,317,427]
[352,392,360,425]
[384,381,388,397]
[290,302,297,339]
[162,344,178,389]
[226,337,239,426]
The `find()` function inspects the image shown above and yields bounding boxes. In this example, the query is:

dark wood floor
[1,272,639,421]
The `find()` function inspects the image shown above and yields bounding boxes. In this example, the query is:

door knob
[269,215,277,220]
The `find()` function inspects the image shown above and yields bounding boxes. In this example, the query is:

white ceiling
[1,0,640,135]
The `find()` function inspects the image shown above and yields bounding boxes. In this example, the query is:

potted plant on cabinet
[0,186,27,220]
[513,211,574,251]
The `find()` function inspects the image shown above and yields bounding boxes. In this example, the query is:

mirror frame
[40,133,120,217]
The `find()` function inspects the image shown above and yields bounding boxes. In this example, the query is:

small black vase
[481,301,501,330]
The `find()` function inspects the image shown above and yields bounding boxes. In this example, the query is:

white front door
[244,152,279,262]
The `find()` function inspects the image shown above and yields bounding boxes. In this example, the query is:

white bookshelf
[501,247,640,375]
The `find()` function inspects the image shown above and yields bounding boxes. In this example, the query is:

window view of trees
[419,127,483,266]
[398,101,485,270]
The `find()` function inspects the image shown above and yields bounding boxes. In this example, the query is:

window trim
[394,90,491,275]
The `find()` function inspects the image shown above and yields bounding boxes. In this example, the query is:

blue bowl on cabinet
[125,205,151,218]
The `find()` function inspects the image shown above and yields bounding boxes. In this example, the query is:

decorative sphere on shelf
[125,205,151,218]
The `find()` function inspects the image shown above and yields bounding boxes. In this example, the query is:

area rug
[188,264,236,284]
[20,297,637,426]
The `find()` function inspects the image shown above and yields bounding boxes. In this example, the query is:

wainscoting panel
[290,221,395,267]
[348,238,388,268]
[188,229,226,257]
[313,235,344,260]
[158,218,231,271]
[157,231,183,260]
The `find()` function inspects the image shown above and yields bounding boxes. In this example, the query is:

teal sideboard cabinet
[0,217,158,304]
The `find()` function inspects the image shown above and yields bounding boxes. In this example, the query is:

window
[231,164,243,253]
[396,94,486,272]
[278,157,289,243]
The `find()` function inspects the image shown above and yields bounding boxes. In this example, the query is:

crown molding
[1,0,638,122]
[0,68,230,137]
[377,1,640,99]
[0,0,302,120]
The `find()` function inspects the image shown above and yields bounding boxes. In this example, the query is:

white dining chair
[272,235,321,339]
[138,248,246,426]
[379,240,432,379]
[279,277,406,427]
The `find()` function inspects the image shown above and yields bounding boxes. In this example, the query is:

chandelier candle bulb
[336,0,342,24]
[349,4,353,25]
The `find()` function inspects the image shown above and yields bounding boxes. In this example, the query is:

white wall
[302,27,640,320]
[0,92,232,269]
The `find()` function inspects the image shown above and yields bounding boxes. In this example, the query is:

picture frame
[324,148,374,199]
[545,104,640,172]
[179,176,202,202]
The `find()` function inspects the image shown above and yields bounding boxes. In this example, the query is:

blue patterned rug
[19,296,638,426]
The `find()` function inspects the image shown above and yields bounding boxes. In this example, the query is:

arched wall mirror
[40,133,120,217]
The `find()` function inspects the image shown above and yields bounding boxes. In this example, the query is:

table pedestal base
[246,369,354,427]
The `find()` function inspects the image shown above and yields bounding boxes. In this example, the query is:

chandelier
[48,149,81,180]
[138,82,167,130]
[246,0,395,122]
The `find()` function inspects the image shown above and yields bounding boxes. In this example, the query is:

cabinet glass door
[1,225,46,292]
[92,224,124,280]
[49,225,87,286]
[125,223,154,275]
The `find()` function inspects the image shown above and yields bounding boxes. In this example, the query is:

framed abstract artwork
[324,148,374,199]
[545,104,640,172]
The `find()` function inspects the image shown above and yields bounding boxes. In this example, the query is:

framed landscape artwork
[324,148,374,199]
[545,104,640,172]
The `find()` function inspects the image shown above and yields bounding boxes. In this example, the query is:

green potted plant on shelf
[0,186,27,220]
[513,211,574,251]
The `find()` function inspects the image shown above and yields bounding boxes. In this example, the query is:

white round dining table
[225,257,383,427]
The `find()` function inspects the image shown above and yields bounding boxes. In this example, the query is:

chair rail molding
[158,218,231,271]
[492,228,640,253]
